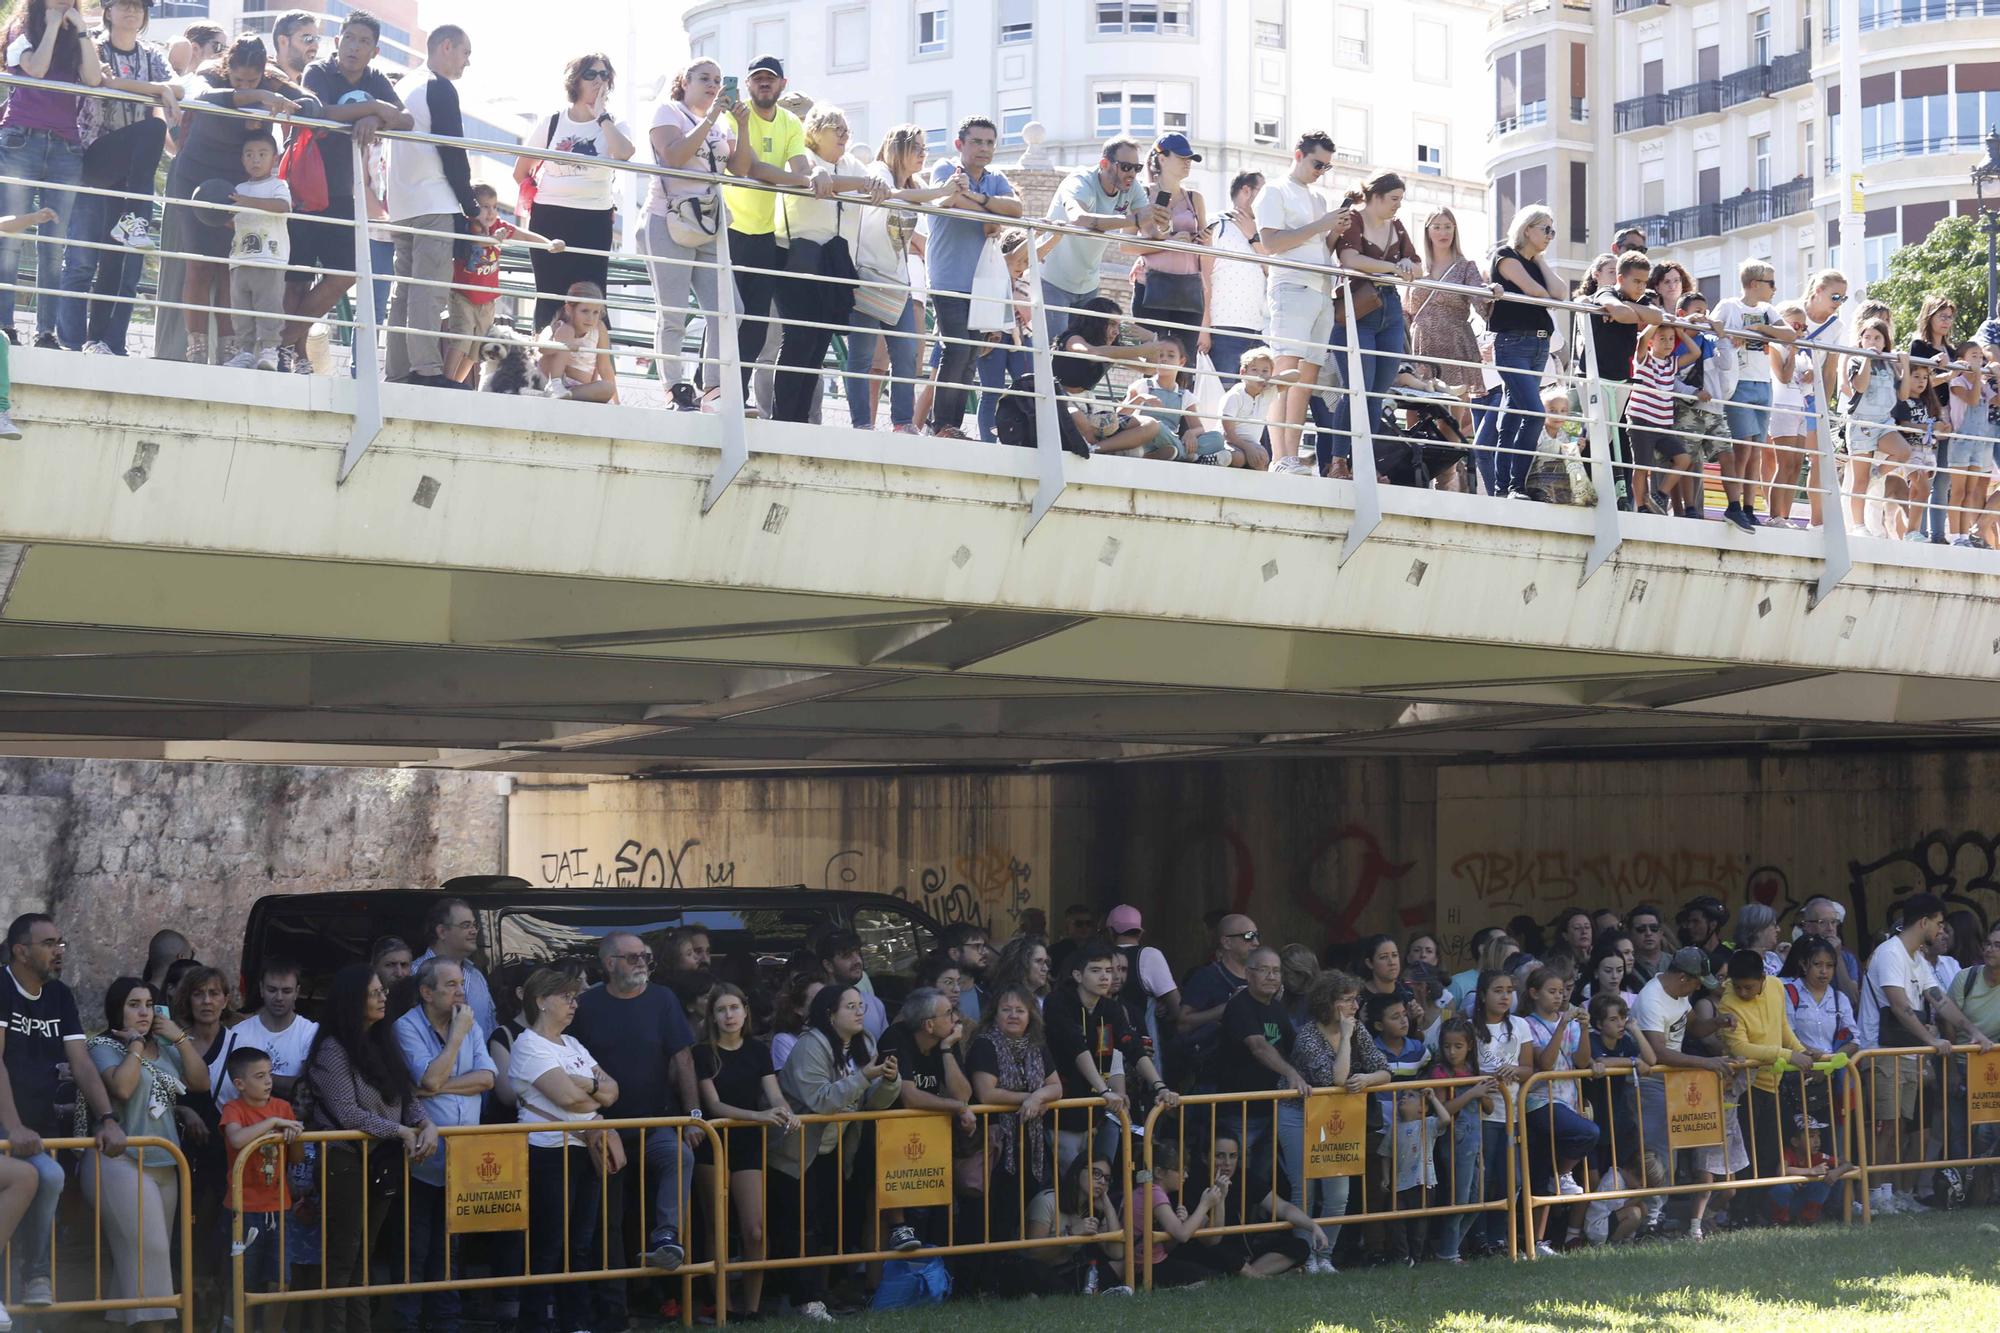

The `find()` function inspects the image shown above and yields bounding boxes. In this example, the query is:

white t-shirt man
[1711,298,1779,384]
[230,176,291,265]
[1251,176,1331,295]
[1630,976,1692,1056]
[508,1027,601,1147]
[1860,938,1939,1048]
[212,1012,320,1106]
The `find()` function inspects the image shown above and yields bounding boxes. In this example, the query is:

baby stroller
[1380,386,1471,489]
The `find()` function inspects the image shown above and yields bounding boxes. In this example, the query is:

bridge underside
[1,545,1995,771]
[4,355,1999,772]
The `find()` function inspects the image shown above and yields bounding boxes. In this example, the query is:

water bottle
[1083,1260,1100,1295]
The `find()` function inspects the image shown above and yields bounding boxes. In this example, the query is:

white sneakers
[1303,1252,1337,1275]
[256,347,281,372]
[223,349,258,370]
[800,1300,835,1322]
[81,340,113,355]
[110,212,153,250]
[0,411,21,441]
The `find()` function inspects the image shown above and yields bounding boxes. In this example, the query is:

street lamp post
[1975,127,2000,322]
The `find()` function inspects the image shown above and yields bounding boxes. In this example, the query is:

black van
[239,877,943,1022]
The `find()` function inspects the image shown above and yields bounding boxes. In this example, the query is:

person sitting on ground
[537,280,617,402]
[1131,1139,1234,1287]
[1215,345,1278,470]
[992,350,1111,457]
[1025,1153,1127,1292]
[1769,1113,1856,1225]
[1118,340,1226,462]
[1199,1132,1332,1277]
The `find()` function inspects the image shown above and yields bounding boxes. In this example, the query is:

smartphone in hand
[721,75,739,106]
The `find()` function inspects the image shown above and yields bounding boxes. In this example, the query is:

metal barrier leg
[1022,234,1065,538]
[338,140,382,485]
[1339,282,1381,565]
[703,207,750,514]
[1577,322,1623,581]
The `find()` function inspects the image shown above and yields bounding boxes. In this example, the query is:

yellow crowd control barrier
[1515,1059,1861,1257]
[0,1135,194,1332]
[1141,1079,1520,1289]
[1851,1043,2000,1220]
[230,1117,725,1329]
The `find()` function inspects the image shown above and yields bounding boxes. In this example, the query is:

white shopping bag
[1192,352,1224,420]
[967,240,1013,333]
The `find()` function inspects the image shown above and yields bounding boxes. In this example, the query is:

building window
[913,95,950,154]
[750,18,787,59]
[998,0,1033,44]
[1752,133,1771,191]
[1096,2,1193,35]
[1094,82,1190,139]
[1253,94,1282,146]
[1750,9,1771,67]
[1863,233,1894,283]
[917,2,949,56]
[1000,105,1031,150]
[1961,90,2000,148]
[1415,19,1447,81]
[1415,118,1446,176]
[830,7,869,72]
[1335,5,1370,68]
[689,30,717,60]
[1253,0,1283,46]
[1334,104,1370,163]
[1901,92,1948,156]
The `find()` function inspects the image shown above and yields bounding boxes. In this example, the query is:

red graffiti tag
[1302,825,1418,951]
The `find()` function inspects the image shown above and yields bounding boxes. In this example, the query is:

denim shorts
[1722,378,1772,443]
[1946,435,1997,472]
[236,1210,287,1291]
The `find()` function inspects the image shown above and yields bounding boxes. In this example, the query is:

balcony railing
[1667,201,1723,242]
[1614,0,1665,13]
[1858,131,1994,165]
[1615,94,1669,132]
[1668,80,1725,121]
[1719,178,1815,231]
[1489,0,1593,27]
[1826,0,2000,40]
[1489,102,1551,138]
[1612,214,1672,249]
[1720,51,1812,108]
[1572,96,1590,122]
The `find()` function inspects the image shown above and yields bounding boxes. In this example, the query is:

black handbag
[781,202,858,325]
[1140,268,1204,315]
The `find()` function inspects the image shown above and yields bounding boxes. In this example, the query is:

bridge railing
[0,70,1989,598]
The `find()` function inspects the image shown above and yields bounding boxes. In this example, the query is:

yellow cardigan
[1718,979,1807,1093]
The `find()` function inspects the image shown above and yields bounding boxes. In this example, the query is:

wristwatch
[97,1112,118,1126]
[687,1108,705,1120]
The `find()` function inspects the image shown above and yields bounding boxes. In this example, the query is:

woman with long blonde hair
[844,123,960,430]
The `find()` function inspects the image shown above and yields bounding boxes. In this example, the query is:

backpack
[278,129,331,214]
[871,1257,950,1309]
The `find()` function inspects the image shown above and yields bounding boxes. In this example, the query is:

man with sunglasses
[571,931,702,1313]
[1254,130,1352,471]
[285,11,410,373]
[1174,913,1261,1091]
[1626,903,1668,985]
[1038,135,1167,341]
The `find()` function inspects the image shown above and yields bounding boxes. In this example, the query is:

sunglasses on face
[1226,930,1261,942]
[1111,160,1141,174]
[1306,159,1333,174]
[580,68,608,81]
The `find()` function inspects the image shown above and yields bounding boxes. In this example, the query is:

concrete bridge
[1,350,1995,772]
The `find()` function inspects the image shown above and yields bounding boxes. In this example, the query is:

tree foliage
[1869,212,1996,344]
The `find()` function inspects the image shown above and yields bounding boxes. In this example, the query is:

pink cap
[1106,904,1143,934]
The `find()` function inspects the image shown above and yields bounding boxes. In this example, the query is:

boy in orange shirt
[220,1047,304,1326]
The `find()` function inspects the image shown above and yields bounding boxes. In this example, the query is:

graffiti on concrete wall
[1848,830,2000,942]
[1169,821,1418,956]
[825,847,1034,931]
[537,837,738,890]
[1444,849,1754,919]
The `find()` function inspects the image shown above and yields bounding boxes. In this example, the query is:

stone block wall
[0,760,505,1015]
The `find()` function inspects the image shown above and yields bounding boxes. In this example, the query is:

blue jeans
[1476,1120,1512,1250]
[1469,385,1504,494]
[56,189,142,350]
[977,339,1033,442]
[526,1145,601,1333]
[1723,377,1772,444]
[845,299,919,428]
[1524,1100,1600,1194]
[1040,278,1094,344]
[1277,1097,1351,1247]
[394,1180,460,1333]
[14,1149,63,1282]
[1206,327,1261,386]
[1432,1105,1484,1259]
[1492,331,1551,494]
[1325,296,1407,470]
[0,127,84,336]
[1928,466,1950,542]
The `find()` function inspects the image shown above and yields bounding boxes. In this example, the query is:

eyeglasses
[612,950,653,964]
[1111,160,1142,174]
[1305,159,1333,174]
[32,937,66,949]
[1632,922,1663,932]
[1247,965,1282,977]
[1538,223,1557,235]
[580,68,608,81]
[1226,930,1261,943]
[1830,293,1847,303]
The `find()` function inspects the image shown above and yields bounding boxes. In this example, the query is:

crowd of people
[3,885,1997,1325]
[0,8,1993,542]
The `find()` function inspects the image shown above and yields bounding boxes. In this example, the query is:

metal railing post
[1812,389,1853,605]
[1023,234,1066,539]
[1338,282,1381,565]
[703,201,750,514]
[338,139,382,484]
[1577,310,1623,581]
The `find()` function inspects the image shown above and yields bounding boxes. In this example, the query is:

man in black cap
[1630,946,1736,1231]
[718,55,828,408]
[1676,896,1732,973]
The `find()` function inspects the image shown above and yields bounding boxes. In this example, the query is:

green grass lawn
[795,1210,2000,1332]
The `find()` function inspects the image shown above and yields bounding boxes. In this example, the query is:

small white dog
[476,325,549,396]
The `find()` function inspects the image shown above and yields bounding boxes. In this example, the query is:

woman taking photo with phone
[514,52,635,334]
